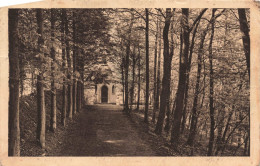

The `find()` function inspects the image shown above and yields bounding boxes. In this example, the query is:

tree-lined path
[9,8,250,156]
[49,105,157,156]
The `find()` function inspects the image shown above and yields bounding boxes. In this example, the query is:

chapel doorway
[101,85,108,103]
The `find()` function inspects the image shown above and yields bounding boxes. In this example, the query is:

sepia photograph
[1,0,260,165]
[8,7,250,157]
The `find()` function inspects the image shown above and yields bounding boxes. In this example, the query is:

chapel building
[84,61,123,105]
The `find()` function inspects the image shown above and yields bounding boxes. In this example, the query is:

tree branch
[155,8,165,18]
[132,8,146,21]
[189,8,208,32]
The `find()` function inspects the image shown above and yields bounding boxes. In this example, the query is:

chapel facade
[84,62,123,105]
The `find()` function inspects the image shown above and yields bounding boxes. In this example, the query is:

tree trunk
[36,9,46,149]
[215,15,229,156]
[31,66,35,93]
[73,79,77,114]
[155,8,173,134]
[77,80,81,113]
[65,10,73,119]
[80,64,85,107]
[144,8,150,123]
[171,9,189,144]
[36,75,45,149]
[80,68,85,107]
[50,9,57,132]
[120,39,125,105]
[164,15,174,133]
[62,83,67,126]
[207,9,216,156]
[50,85,56,132]
[215,108,225,155]
[81,82,85,106]
[243,133,249,155]
[152,16,158,123]
[164,101,171,133]
[124,13,134,113]
[216,109,234,154]
[238,10,250,154]
[72,11,77,115]
[186,26,206,146]
[19,58,24,97]
[181,21,200,134]
[155,17,162,115]
[220,110,247,155]
[130,46,136,110]
[8,9,20,156]
[121,57,125,105]
[171,30,183,119]
[61,9,67,126]
[238,9,250,80]
[137,46,141,111]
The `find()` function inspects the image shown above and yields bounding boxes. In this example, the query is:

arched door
[101,85,108,103]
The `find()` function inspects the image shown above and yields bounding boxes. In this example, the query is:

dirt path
[50,104,157,156]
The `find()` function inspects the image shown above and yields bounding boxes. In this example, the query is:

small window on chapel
[95,85,97,94]
[112,85,115,94]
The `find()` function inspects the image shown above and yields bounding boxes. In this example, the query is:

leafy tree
[61,9,67,127]
[50,9,57,132]
[155,8,174,134]
[238,9,250,80]
[144,8,150,123]
[8,9,20,156]
[207,9,216,156]
[36,9,46,149]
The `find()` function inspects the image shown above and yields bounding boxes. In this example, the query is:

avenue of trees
[9,8,249,156]
[9,8,110,155]
[111,8,249,156]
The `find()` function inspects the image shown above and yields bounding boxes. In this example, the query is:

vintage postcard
[0,0,259,165]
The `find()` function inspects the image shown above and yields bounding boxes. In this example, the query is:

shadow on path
[52,104,156,156]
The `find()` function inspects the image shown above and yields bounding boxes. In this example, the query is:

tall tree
[185,9,225,144]
[50,9,57,132]
[154,16,162,120]
[180,8,207,133]
[8,9,20,156]
[124,12,134,113]
[186,23,209,146]
[119,38,125,105]
[76,80,81,113]
[181,21,200,133]
[170,8,207,143]
[76,48,83,113]
[164,15,175,133]
[36,9,46,149]
[130,46,136,110]
[171,8,189,144]
[65,10,73,119]
[207,9,216,156]
[152,16,158,123]
[61,9,67,126]
[144,8,150,123]
[136,45,141,111]
[121,50,125,105]
[155,8,173,134]
[238,9,250,80]
[72,10,77,115]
